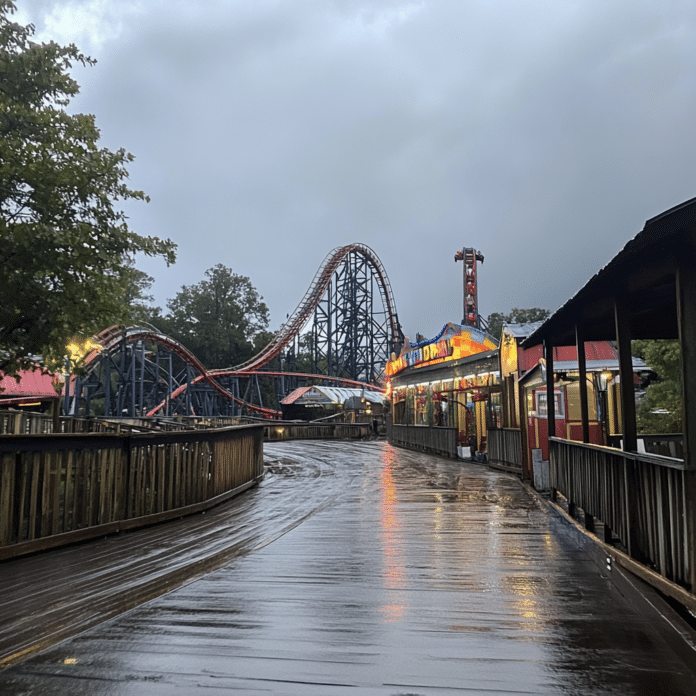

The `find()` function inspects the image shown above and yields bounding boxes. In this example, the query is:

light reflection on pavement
[2,440,696,695]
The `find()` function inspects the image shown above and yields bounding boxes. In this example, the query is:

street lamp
[596,370,613,445]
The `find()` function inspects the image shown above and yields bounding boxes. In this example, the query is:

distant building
[280,385,385,421]
[0,368,59,412]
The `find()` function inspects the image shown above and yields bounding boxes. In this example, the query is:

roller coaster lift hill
[66,244,405,419]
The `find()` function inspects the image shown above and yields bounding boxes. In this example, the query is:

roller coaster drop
[67,244,404,419]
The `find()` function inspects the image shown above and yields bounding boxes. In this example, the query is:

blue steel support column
[71,376,81,416]
[62,367,71,415]
[185,364,192,415]
[166,353,173,417]
[327,277,333,377]
[154,345,161,417]
[129,345,136,417]
[103,351,111,417]
[139,340,145,417]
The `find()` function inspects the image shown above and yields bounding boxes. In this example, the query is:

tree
[633,339,682,434]
[158,265,269,369]
[0,1,176,376]
[486,308,551,341]
[119,259,160,326]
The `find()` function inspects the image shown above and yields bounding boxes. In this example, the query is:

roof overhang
[522,197,696,347]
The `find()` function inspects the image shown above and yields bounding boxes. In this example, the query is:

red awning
[280,386,313,405]
[0,369,58,404]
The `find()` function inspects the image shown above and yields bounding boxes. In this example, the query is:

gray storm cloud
[17,0,696,338]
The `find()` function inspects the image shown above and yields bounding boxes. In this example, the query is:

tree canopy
[633,339,682,434]
[0,1,176,376]
[486,308,550,341]
[155,264,269,369]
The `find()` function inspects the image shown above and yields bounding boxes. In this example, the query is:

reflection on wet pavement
[2,440,696,694]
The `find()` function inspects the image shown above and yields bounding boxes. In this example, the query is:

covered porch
[523,197,696,612]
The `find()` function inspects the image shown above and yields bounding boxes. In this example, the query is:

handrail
[549,437,689,594]
[549,436,685,470]
[0,424,264,560]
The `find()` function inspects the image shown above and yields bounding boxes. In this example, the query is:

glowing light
[379,454,407,622]
[65,337,102,370]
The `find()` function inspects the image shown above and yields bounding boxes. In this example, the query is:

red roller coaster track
[88,244,398,418]
[229,243,401,373]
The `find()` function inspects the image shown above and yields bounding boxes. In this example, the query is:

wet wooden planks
[1,441,696,695]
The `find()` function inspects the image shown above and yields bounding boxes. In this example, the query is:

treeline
[130,265,272,371]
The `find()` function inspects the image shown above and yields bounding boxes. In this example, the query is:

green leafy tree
[633,339,682,434]
[0,1,176,376]
[486,308,551,341]
[158,264,269,369]
[119,258,161,326]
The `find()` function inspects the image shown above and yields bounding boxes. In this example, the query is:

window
[536,390,565,419]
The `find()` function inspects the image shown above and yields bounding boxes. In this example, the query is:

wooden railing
[0,424,264,560]
[0,411,378,439]
[488,428,523,472]
[607,433,684,460]
[387,423,457,458]
[0,411,203,435]
[263,421,372,441]
[550,437,689,588]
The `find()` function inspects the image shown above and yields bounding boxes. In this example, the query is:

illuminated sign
[500,329,518,378]
[386,323,498,377]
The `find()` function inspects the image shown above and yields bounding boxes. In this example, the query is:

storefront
[386,323,500,458]
[493,322,647,474]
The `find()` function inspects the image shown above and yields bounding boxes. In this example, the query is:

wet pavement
[2,440,696,694]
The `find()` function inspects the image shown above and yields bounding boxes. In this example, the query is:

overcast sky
[17,0,696,341]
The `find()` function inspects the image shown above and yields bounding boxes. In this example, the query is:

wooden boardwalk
[1,441,696,694]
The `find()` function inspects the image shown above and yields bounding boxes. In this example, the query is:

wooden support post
[575,322,590,444]
[613,297,637,452]
[52,398,60,434]
[614,296,640,559]
[677,262,696,469]
[602,522,613,544]
[544,339,555,438]
[518,381,530,481]
[544,339,556,503]
[677,260,696,591]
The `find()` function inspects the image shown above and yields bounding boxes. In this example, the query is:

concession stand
[386,323,500,459]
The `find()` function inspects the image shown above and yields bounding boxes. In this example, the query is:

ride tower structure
[311,245,403,384]
[454,248,484,329]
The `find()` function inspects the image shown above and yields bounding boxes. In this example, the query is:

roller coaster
[66,244,404,419]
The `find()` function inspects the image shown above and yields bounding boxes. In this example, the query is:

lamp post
[596,370,613,446]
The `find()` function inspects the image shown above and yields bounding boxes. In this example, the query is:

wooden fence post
[677,260,696,591]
